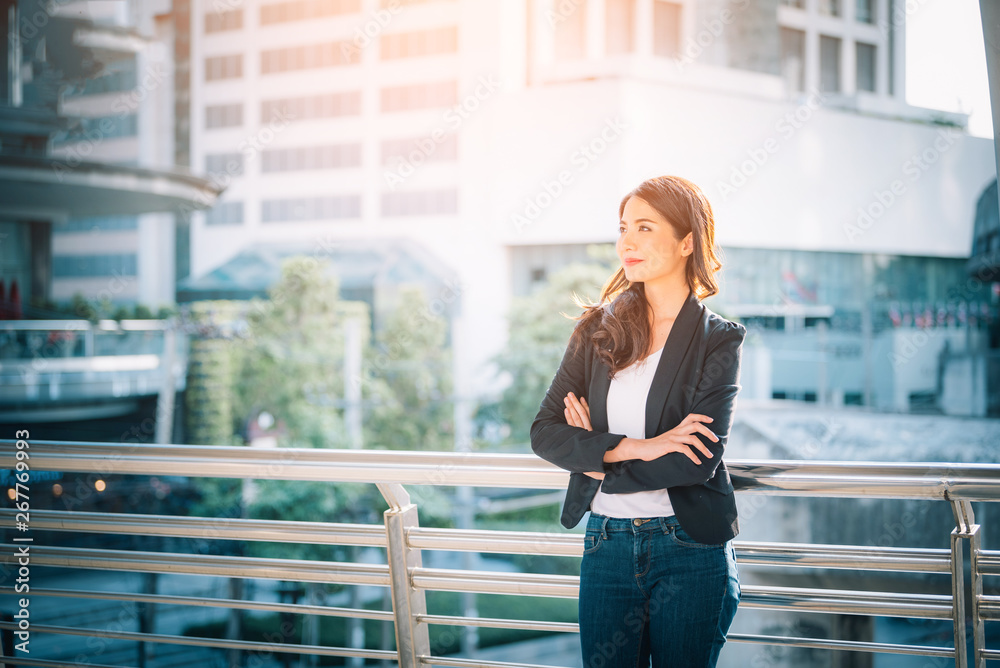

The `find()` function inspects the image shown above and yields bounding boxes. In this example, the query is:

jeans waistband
[588,512,679,536]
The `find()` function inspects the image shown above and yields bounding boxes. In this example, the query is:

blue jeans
[578,513,740,668]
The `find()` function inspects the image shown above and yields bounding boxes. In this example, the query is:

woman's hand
[604,414,718,465]
[629,413,718,464]
[564,392,603,479]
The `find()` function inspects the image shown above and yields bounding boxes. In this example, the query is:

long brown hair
[567,175,723,378]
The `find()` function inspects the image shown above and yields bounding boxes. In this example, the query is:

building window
[653,1,681,59]
[54,114,138,144]
[819,35,840,92]
[206,103,243,129]
[58,216,139,233]
[205,54,243,80]
[780,27,805,92]
[553,1,586,60]
[261,0,361,25]
[52,254,137,278]
[205,201,244,225]
[262,91,361,122]
[856,41,876,92]
[379,0,439,6]
[261,144,362,172]
[67,57,137,97]
[261,196,361,222]
[205,152,244,177]
[818,0,840,16]
[381,134,458,165]
[380,26,458,59]
[261,42,355,73]
[855,0,874,23]
[381,189,458,216]
[606,0,634,55]
[205,8,243,33]
[380,81,457,112]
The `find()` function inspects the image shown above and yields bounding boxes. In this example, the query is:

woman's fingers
[564,392,592,430]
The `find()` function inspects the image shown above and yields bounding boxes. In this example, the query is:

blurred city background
[1,0,999,666]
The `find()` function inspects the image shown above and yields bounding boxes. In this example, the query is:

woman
[530,175,746,667]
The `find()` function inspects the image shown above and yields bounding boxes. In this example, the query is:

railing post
[951,526,969,668]
[378,483,430,668]
[969,523,985,668]
[952,499,980,668]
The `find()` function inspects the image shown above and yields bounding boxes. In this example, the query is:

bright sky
[907,0,993,138]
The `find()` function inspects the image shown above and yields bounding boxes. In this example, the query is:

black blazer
[530,290,747,545]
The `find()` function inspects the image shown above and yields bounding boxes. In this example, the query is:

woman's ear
[682,232,694,256]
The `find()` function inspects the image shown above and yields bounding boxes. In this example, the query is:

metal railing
[1,441,999,667]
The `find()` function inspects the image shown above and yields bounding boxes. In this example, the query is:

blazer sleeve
[530,319,627,474]
[599,320,747,493]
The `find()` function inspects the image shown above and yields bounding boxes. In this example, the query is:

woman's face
[617,196,692,286]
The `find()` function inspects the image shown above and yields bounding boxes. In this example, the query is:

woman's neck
[643,279,690,323]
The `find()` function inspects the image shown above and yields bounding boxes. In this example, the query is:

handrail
[6,440,1000,498]
[1,440,998,667]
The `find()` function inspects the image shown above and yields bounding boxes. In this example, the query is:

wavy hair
[567,176,723,377]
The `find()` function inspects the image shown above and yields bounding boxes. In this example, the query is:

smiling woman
[530,175,746,668]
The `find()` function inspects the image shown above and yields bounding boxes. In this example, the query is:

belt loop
[600,515,609,540]
[658,516,670,534]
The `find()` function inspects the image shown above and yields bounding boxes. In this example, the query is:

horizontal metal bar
[0,586,395,621]
[416,613,578,633]
[8,441,1000,499]
[0,545,390,587]
[976,594,1000,619]
[0,621,396,660]
[413,568,951,619]
[409,527,952,573]
[0,658,127,668]
[739,584,953,619]
[419,657,567,668]
[973,550,1000,575]
[412,567,579,598]
[735,541,952,573]
[408,527,582,556]
[727,633,956,657]
[0,509,387,547]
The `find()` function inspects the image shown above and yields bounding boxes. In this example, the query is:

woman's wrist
[605,437,641,463]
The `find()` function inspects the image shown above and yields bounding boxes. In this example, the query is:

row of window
[203,136,457,176]
[780,28,878,93]
[53,254,137,279]
[204,81,456,130]
[553,0,683,61]
[781,0,877,24]
[203,189,458,225]
[205,25,458,80]
[52,114,139,145]
[205,0,443,33]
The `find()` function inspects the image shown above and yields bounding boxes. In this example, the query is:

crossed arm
[530,321,746,493]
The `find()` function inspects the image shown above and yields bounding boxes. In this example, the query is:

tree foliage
[488,245,618,444]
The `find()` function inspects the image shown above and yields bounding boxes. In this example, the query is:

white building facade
[187,0,997,414]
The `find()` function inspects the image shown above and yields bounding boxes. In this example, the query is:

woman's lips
[624,259,643,266]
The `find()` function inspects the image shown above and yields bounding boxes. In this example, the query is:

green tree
[488,245,617,445]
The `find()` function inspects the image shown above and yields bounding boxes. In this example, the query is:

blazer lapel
[590,354,612,432]
[644,290,704,437]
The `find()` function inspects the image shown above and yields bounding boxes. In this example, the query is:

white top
[590,344,676,519]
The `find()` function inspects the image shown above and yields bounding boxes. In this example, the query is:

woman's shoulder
[700,303,747,343]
